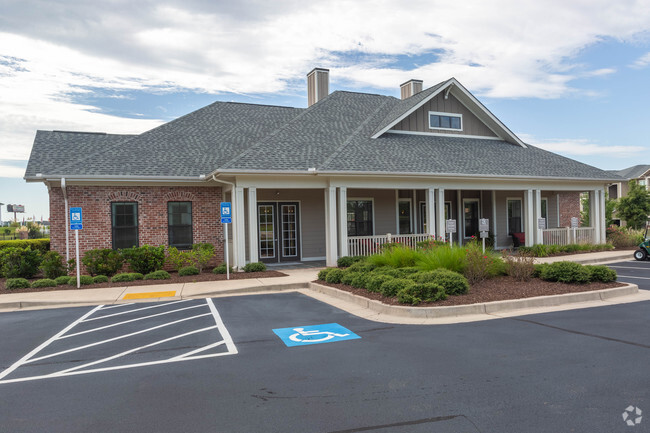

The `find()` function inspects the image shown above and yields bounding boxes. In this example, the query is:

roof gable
[371,78,526,147]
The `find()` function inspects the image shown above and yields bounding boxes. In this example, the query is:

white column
[426,188,435,237]
[234,187,246,268]
[247,187,258,263]
[491,190,497,249]
[412,189,418,233]
[457,190,463,246]
[324,186,337,267]
[436,188,445,242]
[589,190,598,244]
[337,187,348,258]
[524,189,534,247]
[599,188,607,243]
[534,189,542,245]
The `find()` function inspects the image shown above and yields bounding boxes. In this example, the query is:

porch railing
[348,233,434,257]
[541,227,595,246]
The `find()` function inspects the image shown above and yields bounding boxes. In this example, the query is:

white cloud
[0,162,28,178]
[631,52,650,68]
[518,134,645,157]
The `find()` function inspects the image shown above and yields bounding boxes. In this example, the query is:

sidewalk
[0,250,644,322]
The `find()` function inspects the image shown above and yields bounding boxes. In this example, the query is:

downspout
[211,174,237,267]
[61,178,70,263]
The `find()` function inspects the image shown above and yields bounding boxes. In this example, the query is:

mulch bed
[0,270,287,294]
[317,276,626,307]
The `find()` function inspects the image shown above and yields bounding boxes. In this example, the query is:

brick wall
[49,185,224,270]
[558,191,581,227]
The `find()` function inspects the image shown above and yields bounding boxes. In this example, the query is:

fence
[541,227,595,245]
[348,233,434,256]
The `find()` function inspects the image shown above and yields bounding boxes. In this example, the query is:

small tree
[605,193,617,227]
[617,180,650,229]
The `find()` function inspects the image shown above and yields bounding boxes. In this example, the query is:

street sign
[220,202,232,224]
[445,219,457,233]
[479,218,489,232]
[480,231,489,239]
[273,323,361,347]
[537,218,546,230]
[570,217,579,228]
[70,207,82,230]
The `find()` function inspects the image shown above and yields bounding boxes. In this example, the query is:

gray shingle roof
[25,85,617,181]
[607,165,650,180]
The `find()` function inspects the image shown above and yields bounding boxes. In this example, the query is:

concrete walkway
[0,249,646,323]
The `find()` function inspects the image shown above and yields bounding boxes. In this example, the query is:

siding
[391,92,498,137]
[348,189,397,235]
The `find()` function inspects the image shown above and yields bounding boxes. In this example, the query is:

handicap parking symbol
[273,323,360,347]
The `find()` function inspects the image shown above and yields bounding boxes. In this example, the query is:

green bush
[350,272,371,289]
[31,278,57,288]
[379,278,415,297]
[0,246,42,279]
[55,275,71,285]
[121,245,166,274]
[585,265,617,283]
[412,268,469,295]
[540,261,590,284]
[397,282,447,305]
[365,274,394,292]
[191,243,215,273]
[325,268,344,284]
[166,246,194,271]
[6,278,30,290]
[93,275,109,283]
[317,268,334,281]
[212,263,233,274]
[415,245,466,274]
[367,245,420,268]
[81,248,124,276]
[243,262,266,272]
[179,266,200,276]
[337,255,365,268]
[68,275,94,286]
[40,251,67,279]
[111,273,140,283]
[132,273,144,280]
[502,251,536,282]
[346,260,376,273]
[0,239,50,252]
[341,270,358,286]
[144,270,171,280]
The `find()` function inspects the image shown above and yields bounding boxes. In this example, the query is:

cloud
[518,134,646,157]
[631,52,650,68]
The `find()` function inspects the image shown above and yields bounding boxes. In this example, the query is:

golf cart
[633,220,650,261]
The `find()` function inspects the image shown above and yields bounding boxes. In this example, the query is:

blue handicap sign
[70,207,83,230]
[221,217,231,224]
[220,202,231,217]
[273,323,360,347]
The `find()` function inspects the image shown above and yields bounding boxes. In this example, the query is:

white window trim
[462,198,479,239]
[541,197,548,227]
[397,198,412,234]
[428,111,463,132]
[347,197,375,236]
[506,197,523,235]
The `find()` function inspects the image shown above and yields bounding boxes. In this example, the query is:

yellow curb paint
[123,291,177,300]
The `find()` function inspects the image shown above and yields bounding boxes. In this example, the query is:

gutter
[61,178,70,263]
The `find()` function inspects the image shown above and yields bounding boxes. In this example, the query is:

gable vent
[307,68,329,107]
[400,79,423,99]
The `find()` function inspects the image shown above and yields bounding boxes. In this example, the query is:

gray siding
[390,92,498,137]
[348,189,397,235]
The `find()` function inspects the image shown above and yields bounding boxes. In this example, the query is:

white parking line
[98,303,135,310]
[608,265,650,270]
[617,275,650,280]
[82,299,192,322]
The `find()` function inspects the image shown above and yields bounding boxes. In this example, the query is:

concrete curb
[535,251,633,265]
[184,282,308,298]
[307,282,639,318]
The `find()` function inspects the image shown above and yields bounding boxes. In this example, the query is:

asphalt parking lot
[1,287,649,433]
[607,259,650,290]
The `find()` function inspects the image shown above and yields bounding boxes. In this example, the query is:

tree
[617,180,650,229]
[605,194,617,227]
[581,192,618,227]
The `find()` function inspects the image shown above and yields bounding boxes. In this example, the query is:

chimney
[307,68,329,107]
[400,79,423,99]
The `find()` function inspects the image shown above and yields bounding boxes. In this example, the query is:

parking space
[0,298,236,384]
[607,259,650,290]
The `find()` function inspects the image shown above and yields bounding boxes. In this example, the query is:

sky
[1,0,650,222]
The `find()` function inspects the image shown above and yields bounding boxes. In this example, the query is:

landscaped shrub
[93,275,109,283]
[346,260,376,273]
[463,245,496,284]
[416,239,447,250]
[190,243,215,273]
[540,261,590,284]
[606,225,645,248]
[337,255,366,268]
[367,245,421,268]
[585,265,617,283]
[166,246,194,271]
[31,279,57,288]
[111,273,143,283]
[82,248,124,276]
[397,282,446,305]
[0,239,50,252]
[325,268,344,284]
[520,243,615,257]
[415,245,466,274]
[0,246,42,279]
[121,245,166,275]
[68,275,94,286]
[179,266,200,276]
[131,273,144,280]
[379,278,415,297]
[243,262,266,272]
[40,251,67,279]
[341,270,358,286]
[412,268,469,295]
[212,263,234,274]
[6,278,30,290]
[365,274,394,292]
[317,268,334,281]
[502,250,536,281]
[374,267,418,279]
[55,276,71,285]
[144,270,171,280]
[350,272,371,289]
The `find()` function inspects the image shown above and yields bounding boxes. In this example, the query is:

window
[398,200,412,234]
[541,198,548,226]
[429,111,462,131]
[347,200,373,236]
[168,202,192,248]
[507,199,522,235]
[463,199,479,238]
[112,202,138,250]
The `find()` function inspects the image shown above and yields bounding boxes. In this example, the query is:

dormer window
[429,111,462,131]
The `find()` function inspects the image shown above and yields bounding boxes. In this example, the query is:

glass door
[258,202,300,263]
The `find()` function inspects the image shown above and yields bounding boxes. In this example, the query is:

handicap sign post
[69,207,82,288]
[220,203,232,279]
[273,323,361,347]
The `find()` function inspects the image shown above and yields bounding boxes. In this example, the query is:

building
[25,69,619,268]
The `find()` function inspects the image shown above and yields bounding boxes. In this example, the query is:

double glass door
[258,202,300,263]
